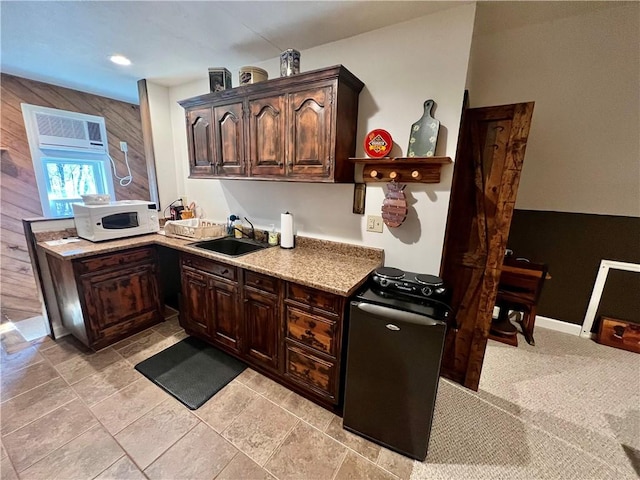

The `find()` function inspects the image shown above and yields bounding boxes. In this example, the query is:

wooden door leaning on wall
[440,99,535,391]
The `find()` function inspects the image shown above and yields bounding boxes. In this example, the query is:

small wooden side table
[489,259,551,346]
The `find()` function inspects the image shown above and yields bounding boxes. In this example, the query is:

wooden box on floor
[597,316,640,354]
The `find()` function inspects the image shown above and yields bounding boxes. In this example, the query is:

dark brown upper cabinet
[248,93,286,177]
[186,107,215,176]
[287,85,333,179]
[213,102,246,176]
[179,65,364,183]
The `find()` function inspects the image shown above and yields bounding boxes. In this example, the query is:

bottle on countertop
[268,224,278,246]
[234,218,244,239]
[228,214,239,236]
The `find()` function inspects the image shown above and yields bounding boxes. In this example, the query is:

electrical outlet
[366,215,383,233]
[119,141,128,152]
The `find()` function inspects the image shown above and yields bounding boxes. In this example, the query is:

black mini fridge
[342,287,450,461]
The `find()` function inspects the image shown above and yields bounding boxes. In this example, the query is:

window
[42,156,110,217]
[21,104,115,218]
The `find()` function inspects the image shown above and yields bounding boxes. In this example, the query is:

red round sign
[364,129,393,158]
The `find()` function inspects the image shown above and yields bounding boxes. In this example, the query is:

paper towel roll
[280,212,294,249]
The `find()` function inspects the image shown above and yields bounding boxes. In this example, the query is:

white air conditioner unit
[34,111,108,153]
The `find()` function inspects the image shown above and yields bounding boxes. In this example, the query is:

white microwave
[72,200,160,242]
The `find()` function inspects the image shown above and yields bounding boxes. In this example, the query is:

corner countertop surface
[38,233,384,297]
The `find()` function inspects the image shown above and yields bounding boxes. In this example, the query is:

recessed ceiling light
[110,55,131,66]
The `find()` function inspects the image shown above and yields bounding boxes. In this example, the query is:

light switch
[366,215,383,233]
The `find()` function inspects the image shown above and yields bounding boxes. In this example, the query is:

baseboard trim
[51,324,70,339]
[536,315,583,336]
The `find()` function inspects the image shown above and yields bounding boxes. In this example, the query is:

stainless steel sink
[189,237,268,257]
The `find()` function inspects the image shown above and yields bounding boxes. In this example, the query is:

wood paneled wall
[1,73,151,322]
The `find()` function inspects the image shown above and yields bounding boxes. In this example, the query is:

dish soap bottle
[268,224,278,246]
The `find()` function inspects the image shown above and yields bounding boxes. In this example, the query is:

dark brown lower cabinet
[243,283,280,371]
[46,246,163,350]
[179,254,240,354]
[285,306,336,356]
[178,253,348,410]
[210,277,240,353]
[284,342,338,403]
[180,267,213,339]
[284,283,345,404]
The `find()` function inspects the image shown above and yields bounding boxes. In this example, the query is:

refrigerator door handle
[354,302,442,326]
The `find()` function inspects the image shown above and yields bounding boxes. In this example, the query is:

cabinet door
[180,267,213,339]
[80,262,161,343]
[248,95,286,177]
[186,107,215,177]
[213,102,246,176]
[287,85,334,179]
[243,288,279,371]
[211,278,241,353]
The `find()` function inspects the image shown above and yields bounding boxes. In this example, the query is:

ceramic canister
[239,66,268,86]
[208,68,232,93]
[280,49,300,77]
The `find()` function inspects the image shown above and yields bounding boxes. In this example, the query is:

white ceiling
[0,1,460,103]
[0,1,618,104]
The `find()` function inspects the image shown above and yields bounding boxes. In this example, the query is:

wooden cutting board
[407,99,439,158]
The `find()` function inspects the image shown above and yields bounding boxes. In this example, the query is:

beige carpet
[411,327,640,479]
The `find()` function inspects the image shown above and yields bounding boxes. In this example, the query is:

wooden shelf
[350,156,452,183]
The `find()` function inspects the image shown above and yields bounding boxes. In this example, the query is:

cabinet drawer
[285,343,337,400]
[286,283,342,315]
[286,306,335,356]
[245,271,279,294]
[75,247,155,274]
[181,254,237,282]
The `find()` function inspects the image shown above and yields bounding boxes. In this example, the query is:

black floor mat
[134,336,246,410]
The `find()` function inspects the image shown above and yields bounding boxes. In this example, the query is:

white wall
[467,3,640,217]
[156,4,476,274]
[145,81,180,213]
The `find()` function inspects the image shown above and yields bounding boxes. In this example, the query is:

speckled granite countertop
[38,233,384,297]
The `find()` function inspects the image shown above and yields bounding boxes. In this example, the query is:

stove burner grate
[374,267,405,280]
[415,274,444,286]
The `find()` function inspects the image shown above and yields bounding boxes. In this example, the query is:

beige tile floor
[0,316,411,480]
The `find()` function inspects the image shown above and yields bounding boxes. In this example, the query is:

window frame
[21,104,115,218]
